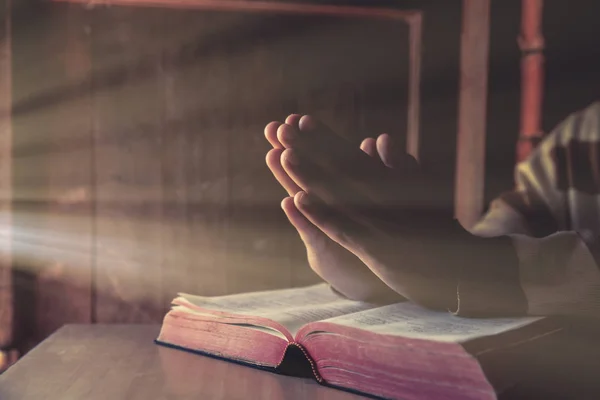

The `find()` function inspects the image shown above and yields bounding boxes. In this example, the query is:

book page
[179,284,380,334]
[321,302,543,343]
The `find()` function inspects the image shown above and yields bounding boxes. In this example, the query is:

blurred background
[0,0,599,367]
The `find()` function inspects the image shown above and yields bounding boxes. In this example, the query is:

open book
[156,284,561,400]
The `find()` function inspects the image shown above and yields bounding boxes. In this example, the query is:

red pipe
[517,0,545,164]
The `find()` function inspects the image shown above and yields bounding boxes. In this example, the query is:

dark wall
[9,0,429,350]
[486,0,522,205]
[10,0,600,352]
[543,0,600,130]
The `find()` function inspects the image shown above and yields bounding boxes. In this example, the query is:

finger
[376,133,419,171]
[281,148,377,212]
[375,133,395,168]
[285,114,302,130]
[281,196,320,240]
[298,114,319,133]
[266,149,302,195]
[295,115,394,201]
[283,196,402,302]
[264,121,283,149]
[360,137,377,157]
[375,133,427,211]
[277,123,298,149]
[283,147,420,230]
[294,191,370,254]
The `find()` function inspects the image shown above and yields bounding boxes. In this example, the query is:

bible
[156,284,561,400]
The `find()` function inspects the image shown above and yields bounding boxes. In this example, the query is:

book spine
[281,342,323,383]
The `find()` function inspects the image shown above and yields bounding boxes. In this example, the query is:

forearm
[397,103,600,317]
[395,222,600,320]
[512,231,600,318]
[387,219,527,316]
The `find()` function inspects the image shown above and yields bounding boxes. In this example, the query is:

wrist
[395,213,528,316]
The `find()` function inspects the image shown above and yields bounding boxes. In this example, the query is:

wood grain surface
[0,324,366,400]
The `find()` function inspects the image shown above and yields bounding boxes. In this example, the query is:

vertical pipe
[406,14,422,161]
[517,0,545,164]
[0,0,17,373]
[0,0,12,354]
[455,0,491,228]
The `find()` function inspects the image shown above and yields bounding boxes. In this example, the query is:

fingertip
[376,133,391,149]
[282,195,312,231]
[294,190,312,209]
[277,123,297,147]
[376,133,419,171]
[298,115,317,132]
[285,114,302,129]
[265,148,283,168]
[267,149,302,196]
[378,132,390,140]
[265,121,283,148]
[376,133,394,167]
[281,196,295,210]
[293,191,304,209]
[265,121,281,132]
[360,137,377,157]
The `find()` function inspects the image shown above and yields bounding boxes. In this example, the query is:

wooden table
[0,325,365,400]
[2,323,600,400]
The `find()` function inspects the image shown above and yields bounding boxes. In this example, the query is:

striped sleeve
[466,103,600,318]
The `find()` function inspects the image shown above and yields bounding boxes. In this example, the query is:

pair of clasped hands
[264,114,461,309]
